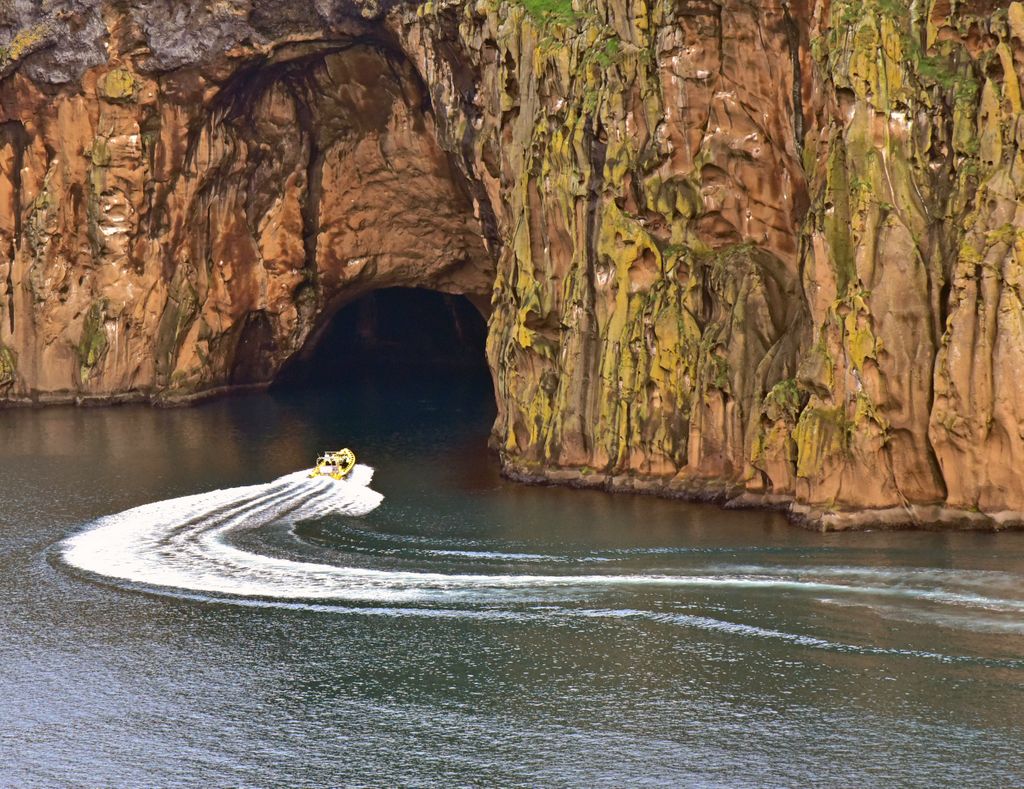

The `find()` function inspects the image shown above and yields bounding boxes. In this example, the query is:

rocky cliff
[1,0,1022,530]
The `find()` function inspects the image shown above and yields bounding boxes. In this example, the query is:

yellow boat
[309,448,356,480]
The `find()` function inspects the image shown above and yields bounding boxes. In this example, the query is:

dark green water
[1,375,1023,787]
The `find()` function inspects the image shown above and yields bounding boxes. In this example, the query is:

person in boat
[309,448,356,480]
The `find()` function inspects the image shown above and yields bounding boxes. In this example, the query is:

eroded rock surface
[0,8,493,401]
[1,0,1023,530]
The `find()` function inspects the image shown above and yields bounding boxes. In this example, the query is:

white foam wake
[59,467,1024,622]
[59,465,703,603]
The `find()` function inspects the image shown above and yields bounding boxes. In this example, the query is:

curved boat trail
[59,466,1024,662]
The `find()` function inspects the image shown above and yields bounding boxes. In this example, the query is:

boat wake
[58,467,1024,661]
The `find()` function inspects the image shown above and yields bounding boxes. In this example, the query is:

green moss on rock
[99,68,136,101]
[512,0,576,24]
[0,23,50,67]
[0,344,16,389]
[78,301,109,381]
[794,405,850,479]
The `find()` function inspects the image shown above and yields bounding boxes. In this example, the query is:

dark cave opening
[271,289,496,463]
[274,288,492,391]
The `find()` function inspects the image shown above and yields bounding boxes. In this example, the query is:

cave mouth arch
[155,37,498,398]
[182,41,503,460]
[272,286,493,399]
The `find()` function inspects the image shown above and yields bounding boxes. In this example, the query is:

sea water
[1,375,1022,786]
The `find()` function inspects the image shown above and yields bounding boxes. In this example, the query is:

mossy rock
[78,301,109,381]
[155,280,200,377]
[99,68,136,101]
[0,344,16,388]
[763,378,805,423]
[517,0,575,24]
[794,405,850,479]
[0,23,50,66]
[90,136,111,167]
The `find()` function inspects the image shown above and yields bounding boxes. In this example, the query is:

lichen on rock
[0,343,16,389]
[78,301,109,382]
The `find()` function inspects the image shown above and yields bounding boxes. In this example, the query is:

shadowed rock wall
[1,0,1023,529]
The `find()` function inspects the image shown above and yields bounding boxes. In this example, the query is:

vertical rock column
[407,0,809,496]
[930,3,1024,519]
[787,0,961,518]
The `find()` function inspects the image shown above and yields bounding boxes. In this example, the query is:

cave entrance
[272,288,495,407]
[272,287,494,460]
[193,42,500,464]
[162,40,498,397]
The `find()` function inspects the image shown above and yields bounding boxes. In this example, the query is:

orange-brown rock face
[0,12,494,402]
[1,0,1023,530]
